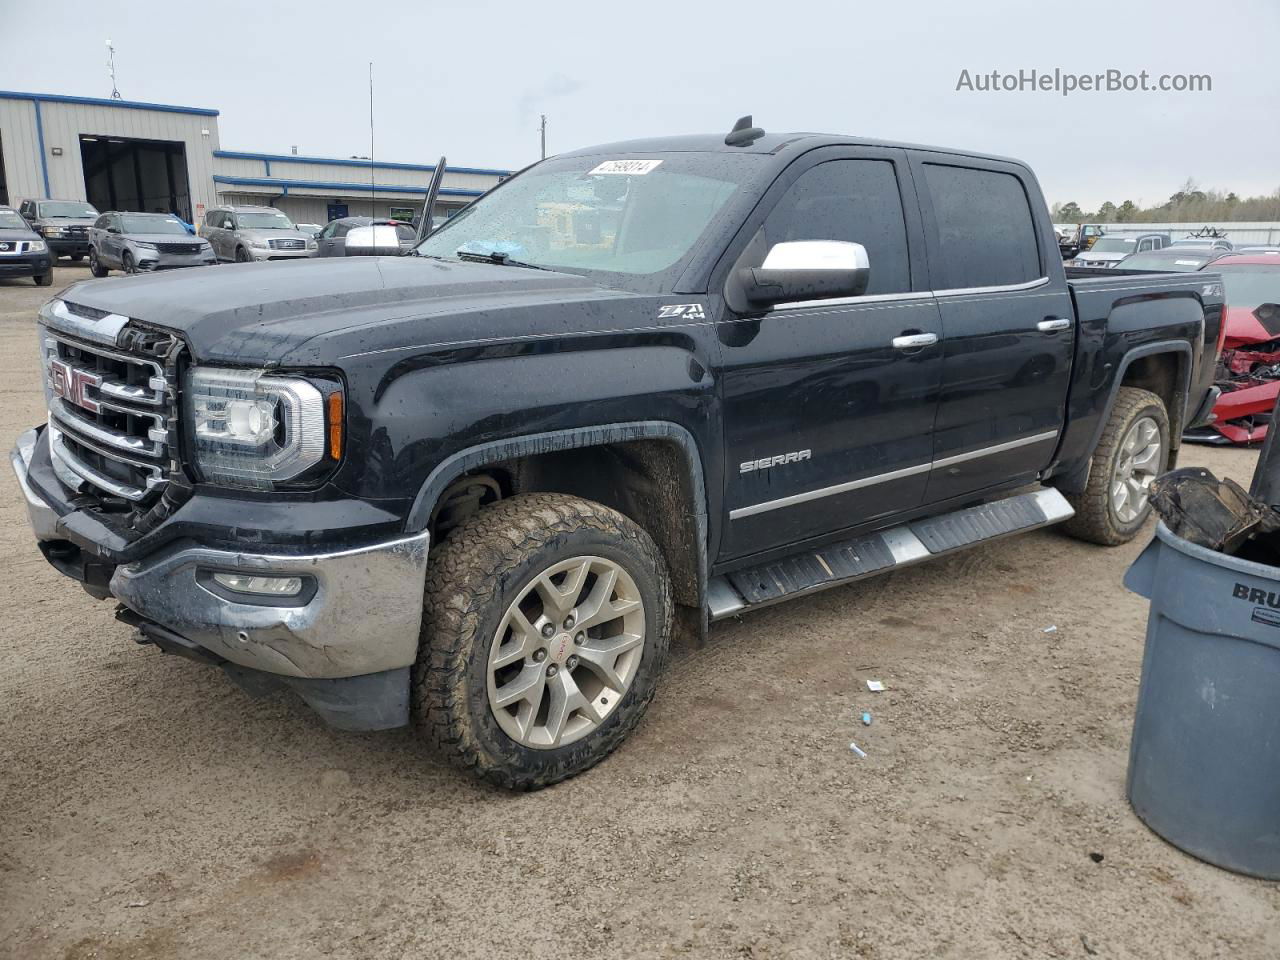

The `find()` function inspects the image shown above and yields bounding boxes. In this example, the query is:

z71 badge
[657,303,706,320]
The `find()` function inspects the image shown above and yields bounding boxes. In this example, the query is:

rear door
[717,147,943,559]
[910,154,1073,504]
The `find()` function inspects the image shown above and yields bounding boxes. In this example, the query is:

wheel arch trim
[405,421,711,621]
[1055,340,1191,493]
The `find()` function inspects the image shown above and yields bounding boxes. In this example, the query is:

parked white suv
[202,205,317,263]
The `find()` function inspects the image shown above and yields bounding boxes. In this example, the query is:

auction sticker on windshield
[589,159,663,176]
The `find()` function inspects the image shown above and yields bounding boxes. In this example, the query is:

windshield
[1121,253,1210,272]
[1089,238,1137,253]
[39,201,98,219]
[0,210,27,230]
[235,211,295,229]
[413,153,764,292]
[120,215,189,235]
[1214,265,1280,310]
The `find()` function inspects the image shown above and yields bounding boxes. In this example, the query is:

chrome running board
[707,487,1074,620]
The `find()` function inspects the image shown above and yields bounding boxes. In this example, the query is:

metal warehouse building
[0,90,509,227]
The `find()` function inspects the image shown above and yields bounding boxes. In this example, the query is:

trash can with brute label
[1124,522,1280,879]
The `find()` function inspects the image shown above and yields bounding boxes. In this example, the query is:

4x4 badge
[657,303,706,320]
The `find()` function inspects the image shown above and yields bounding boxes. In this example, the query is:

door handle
[891,333,939,350]
[1037,318,1072,333]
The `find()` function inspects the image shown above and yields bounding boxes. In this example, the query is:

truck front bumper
[12,426,429,730]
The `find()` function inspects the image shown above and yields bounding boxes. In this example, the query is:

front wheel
[413,493,673,789]
[33,272,52,287]
[1061,386,1170,545]
[89,249,108,278]
[122,251,137,275]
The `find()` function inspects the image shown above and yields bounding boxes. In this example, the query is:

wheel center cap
[550,632,574,664]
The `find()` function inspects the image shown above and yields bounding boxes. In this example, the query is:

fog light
[211,572,304,596]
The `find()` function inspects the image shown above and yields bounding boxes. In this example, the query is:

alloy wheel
[486,555,645,749]
[1111,415,1162,524]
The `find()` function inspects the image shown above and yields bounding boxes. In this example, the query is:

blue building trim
[32,100,51,197]
[0,90,219,116]
[213,149,510,178]
[213,175,485,198]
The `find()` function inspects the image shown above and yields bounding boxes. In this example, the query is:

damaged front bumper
[12,426,430,731]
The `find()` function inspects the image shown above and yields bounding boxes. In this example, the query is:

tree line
[1051,179,1280,223]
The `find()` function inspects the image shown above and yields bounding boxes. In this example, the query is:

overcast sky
[2,0,1276,210]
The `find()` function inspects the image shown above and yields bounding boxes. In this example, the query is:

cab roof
[555,131,1025,168]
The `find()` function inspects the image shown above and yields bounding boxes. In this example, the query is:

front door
[911,155,1073,503]
[718,149,943,560]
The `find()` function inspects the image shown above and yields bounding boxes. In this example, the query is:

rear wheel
[1062,386,1170,545]
[122,251,137,275]
[413,493,673,789]
[70,253,83,262]
[89,248,108,278]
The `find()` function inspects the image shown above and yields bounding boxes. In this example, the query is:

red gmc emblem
[49,359,102,413]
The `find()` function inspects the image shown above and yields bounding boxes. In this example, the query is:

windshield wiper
[455,250,549,271]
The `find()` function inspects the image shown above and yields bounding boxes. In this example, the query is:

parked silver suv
[202,205,317,263]
[89,212,216,276]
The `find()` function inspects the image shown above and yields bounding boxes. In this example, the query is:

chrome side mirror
[730,240,871,311]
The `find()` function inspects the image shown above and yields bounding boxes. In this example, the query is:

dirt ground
[1,264,1277,960]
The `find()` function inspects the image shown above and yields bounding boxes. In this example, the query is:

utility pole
[368,62,376,217]
[540,114,547,161]
[106,40,121,100]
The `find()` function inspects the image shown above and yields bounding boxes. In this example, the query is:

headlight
[28,240,47,252]
[250,238,269,249]
[185,367,343,489]
[306,238,318,250]
[41,225,65,237]
[133,241,157,250]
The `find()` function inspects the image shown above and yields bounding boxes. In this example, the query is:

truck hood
[0,228,39,242]
[56,255,636,362]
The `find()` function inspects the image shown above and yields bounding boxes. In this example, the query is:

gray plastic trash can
[1124,522,1280,879]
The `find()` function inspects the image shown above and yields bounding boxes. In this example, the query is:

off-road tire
[413,493,673,789]
[89,249,108,278]
[33,272,53,287]
[1061,386,1170,545]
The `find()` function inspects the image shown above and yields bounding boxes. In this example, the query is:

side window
[226,215,238,231]
[761,159,912,295]
[319,222,336,239]
[334,223,353,238]
[93,215,109,229]
[922,163,1041,289]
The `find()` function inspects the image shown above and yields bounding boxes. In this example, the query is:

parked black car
[12,121,1224,789]
[0,205,53,285]
[18,198,100,261]
[315,217,416,257]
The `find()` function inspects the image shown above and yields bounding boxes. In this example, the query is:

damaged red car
[1184,254,1280,444]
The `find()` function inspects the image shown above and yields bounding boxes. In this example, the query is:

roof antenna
[725,115,764,147]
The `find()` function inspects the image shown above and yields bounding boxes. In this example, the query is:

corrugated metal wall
[0,94,221,217]
[1055,222,1280,245]
[0,99,43,204]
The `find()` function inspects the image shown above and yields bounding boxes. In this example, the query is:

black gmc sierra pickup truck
[12,120,1224,788]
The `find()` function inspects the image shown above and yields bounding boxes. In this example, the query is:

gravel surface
[2,265,1278,959]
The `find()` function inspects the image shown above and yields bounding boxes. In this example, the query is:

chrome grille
[40,323,175,502]
[269,238,305,250]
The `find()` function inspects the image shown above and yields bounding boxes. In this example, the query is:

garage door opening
[80,135,191,221]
